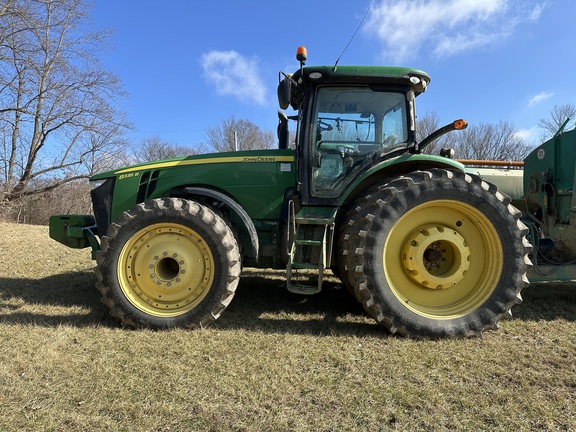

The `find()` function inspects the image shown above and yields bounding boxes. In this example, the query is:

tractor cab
[277,46,430,205]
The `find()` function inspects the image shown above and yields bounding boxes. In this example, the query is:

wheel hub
[151,253,184,285]
[403,225,471,289]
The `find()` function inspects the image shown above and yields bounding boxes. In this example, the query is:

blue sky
[92,0,575,149]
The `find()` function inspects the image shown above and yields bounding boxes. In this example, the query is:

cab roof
[295,65,430,95]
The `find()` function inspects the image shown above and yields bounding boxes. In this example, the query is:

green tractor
[49,47,531,337]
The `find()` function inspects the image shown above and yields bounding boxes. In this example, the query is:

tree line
[1,0,574,225]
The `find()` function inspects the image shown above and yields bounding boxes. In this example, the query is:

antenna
[334,5,371,71]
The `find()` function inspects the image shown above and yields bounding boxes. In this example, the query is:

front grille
[91,177,115,237]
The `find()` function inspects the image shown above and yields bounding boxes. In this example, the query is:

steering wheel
[383,135,397,148]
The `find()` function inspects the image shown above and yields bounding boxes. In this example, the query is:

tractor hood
[90,150,294,181]
[89,149,296,236]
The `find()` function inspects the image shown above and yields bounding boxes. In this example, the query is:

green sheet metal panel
[94,149,296,223]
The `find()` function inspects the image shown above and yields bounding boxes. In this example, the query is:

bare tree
[0,0,21,45]
[3,178,92,224]
[0,0,130,205]
[205,116,275,152]
[0,0,14,17]
[453,121,530,161]
[133,136,206,163]
[538,103,576,140]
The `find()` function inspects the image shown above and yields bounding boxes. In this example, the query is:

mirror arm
[417,119,468,153]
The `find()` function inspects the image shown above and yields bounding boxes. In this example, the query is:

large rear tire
[95,198,241,329]
[340,169,531,338]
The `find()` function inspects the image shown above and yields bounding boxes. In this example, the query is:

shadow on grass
[0,271,115,327]
[513,282,576,321]
[216,269,383,337]
[0,269,382,337]
[0,269,574,334]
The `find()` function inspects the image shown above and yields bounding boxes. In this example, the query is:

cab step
[287,284,322,295]
[286,204,337,295]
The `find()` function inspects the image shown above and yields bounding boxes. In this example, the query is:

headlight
[90,179,108,190]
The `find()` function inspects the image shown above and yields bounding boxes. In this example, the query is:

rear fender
[338,153,465,207]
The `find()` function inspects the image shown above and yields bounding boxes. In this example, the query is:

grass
[0,221,575,431]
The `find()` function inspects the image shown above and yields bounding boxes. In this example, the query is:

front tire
[341,169,531,338]
[95,198,241,329]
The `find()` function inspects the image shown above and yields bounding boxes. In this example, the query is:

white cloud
[200,51,267,106]
[364,0,546,63]
[432,31,501,58]
[528,2,547,20]
[515,126,540,144]
[528,91,554,107]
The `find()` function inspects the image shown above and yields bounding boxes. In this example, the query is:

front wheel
[95,198,241,329]
[340,169,531,338]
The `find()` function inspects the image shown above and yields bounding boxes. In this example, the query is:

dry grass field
[0,222,575,431]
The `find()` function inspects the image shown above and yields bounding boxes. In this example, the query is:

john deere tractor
[49,47,531,337]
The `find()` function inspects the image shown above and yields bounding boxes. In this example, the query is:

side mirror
[277,77,291,110]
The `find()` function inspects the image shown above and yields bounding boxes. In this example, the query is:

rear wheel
[341,169,531,338]
[95,198,241,329]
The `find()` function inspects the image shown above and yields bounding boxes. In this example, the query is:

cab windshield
[310,86,408,197]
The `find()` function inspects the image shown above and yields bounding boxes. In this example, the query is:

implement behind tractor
[49,47,531,338]
[465,123,576,282]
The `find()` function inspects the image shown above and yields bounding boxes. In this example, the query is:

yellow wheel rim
[117,223,215,317]
[384,200,503,319]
